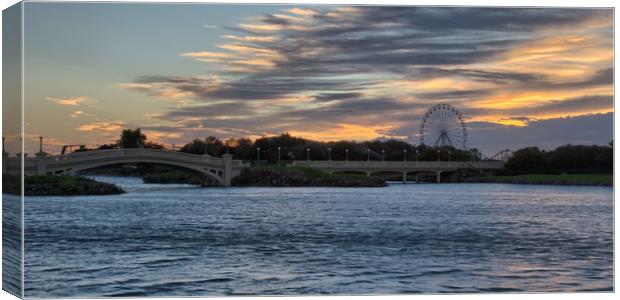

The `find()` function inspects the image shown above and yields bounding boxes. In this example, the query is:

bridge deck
[291,160,505,171]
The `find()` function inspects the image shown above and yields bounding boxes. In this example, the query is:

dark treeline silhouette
[179,132,479,162]
[504,143,613,175]
[77,128,164,152]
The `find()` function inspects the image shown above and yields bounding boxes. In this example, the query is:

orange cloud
[77,121,125,132]
[46,96,89,106]
[287,8,317,16]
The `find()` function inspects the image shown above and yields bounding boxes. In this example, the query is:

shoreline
[5,172,611,197]
[463,174,612,187]
[3,175,125,196]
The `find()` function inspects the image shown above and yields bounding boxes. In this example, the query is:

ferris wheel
[419,104,467,149]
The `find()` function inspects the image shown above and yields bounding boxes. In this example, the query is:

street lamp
[367,148,370,161]
[381,149,385,161]
[257,147,261,167]
[448,150,452,161]
[328,147,332,161]
[437,149,440,161]
[277,146,281,165]
[306,148,310,162]
[345,148,349,161]
[403,149,407,161]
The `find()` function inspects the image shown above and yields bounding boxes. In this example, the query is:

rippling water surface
[21,176,613,297]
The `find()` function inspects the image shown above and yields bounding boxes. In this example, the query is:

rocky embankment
[3,175,125,196]
[231,168,387,187]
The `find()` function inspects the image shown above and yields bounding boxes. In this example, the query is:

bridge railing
[291,160,504,170]
[48,148,225,164]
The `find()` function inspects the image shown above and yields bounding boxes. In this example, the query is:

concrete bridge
[3,149,248,186]
[290,160,505,183]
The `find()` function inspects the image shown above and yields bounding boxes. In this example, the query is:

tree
[505,147,547,174]
[118,128,147,149]
[180,139,208,155]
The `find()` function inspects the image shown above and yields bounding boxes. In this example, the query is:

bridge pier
[436,171,442,183]
[402,171,407,184]
[222,153,233,186]
[2,151,7,174]
[36,152,48,175]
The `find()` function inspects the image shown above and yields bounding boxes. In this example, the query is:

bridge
[3,149,248,186]
[3,147,505,185]
[290,160,505,183]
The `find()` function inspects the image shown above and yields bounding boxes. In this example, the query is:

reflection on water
[20,176,613,297]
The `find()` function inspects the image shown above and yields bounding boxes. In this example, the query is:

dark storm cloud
[312,92,363,102]
[131,75,374,101]
[414,89,492,101]
[161,102,256,120]
[407,67,544,84]
[153,96,425,137]
[352,7,607,31]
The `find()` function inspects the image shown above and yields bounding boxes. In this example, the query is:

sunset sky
[14,3,613,155]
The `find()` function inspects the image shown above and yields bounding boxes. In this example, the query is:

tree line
[504,143,612,175]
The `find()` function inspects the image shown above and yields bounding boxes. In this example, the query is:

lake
[15,176,613,297]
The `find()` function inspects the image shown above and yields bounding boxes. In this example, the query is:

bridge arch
[21,149,250,186]
[47,157,225,185]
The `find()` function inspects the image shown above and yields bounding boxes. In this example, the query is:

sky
[14,3,614,155]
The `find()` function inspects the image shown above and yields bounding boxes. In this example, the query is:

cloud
[46,96,89,106]
[70,111,84,118]
[117,6,612,152]
[467,112,613,155]
[77,121,125,132]
[465,95,613,119]
[312,92,363,102]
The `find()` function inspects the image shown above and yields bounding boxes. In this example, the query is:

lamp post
[367,148,370,161]
[277,146,281,165]
[345,148,349,161]
[381,149,385,161]
[403,149,407,161]
[448,150,452,162]
[257,147,261,168]
[416,150,419,161]
[306,148,310,162]
[328,147,332,161]
[39,136,43,153]
[437,149,441,161]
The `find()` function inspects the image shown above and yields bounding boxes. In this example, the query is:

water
[19,176,613,297]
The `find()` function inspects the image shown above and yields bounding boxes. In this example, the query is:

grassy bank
[3,175,125,196]
[468,174,612,186]
[232,167,387,187]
